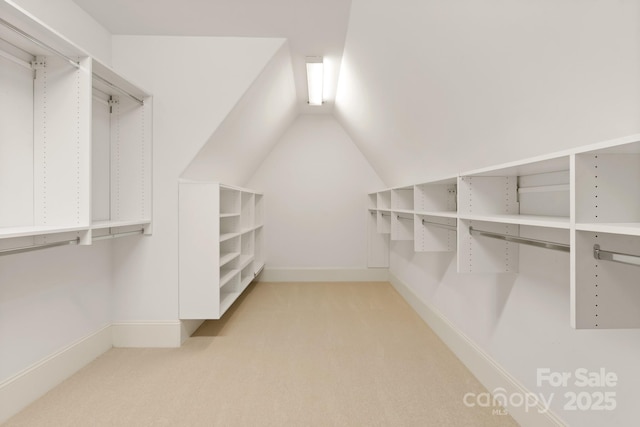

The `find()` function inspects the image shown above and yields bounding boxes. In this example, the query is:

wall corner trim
[0,325,112,424]
[388,273,567,427]
[259,267,389,282]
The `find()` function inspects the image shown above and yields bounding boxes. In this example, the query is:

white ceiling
[72,0,352,113]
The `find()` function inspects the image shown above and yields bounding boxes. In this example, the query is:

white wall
[8,0,112,64]
[0,243,112,383]
[336,1,640,426]
[247,114,384,269]
[181,42,297,184]
[110,36,287,323]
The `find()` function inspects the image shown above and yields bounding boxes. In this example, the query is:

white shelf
[238,254,255,270]
[414,211,457,219]
[219,291,242,316]
[391,209,415,215]
[575,223,640,237]
[0,224,89,239]
[219,269,240,289]
[219,232,240,242]
[240,225,263,235]
[458,214,570,229]
[220,213,240,218]
[91,219,151,230]
[220,252,240,267]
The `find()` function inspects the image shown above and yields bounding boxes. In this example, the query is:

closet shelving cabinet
[0,3,152,253]
[367,134,640,329]
[91,60,152,240]
[179,181,265,319]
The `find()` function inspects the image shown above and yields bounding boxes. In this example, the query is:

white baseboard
[259,267,389,282]
[180,319,205,344]
[0,325,112,424]
[111,321,182,348]
[389,273,567,427]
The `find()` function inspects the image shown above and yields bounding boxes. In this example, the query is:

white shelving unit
[457,154,570,273]
[179,181,265,319]
[0,7,91,248]
[572,139,640,328]
[0,3,152,253]
[367,134,640,329]
[91,60,152,240]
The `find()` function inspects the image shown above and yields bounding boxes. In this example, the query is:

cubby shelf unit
[0,2,152,253]
[179,181,265,319]
[367,133,640,329]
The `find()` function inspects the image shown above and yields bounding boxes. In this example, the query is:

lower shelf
[220,291,242,316]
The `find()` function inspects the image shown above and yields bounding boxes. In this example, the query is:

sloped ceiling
[181,42,297,185]
[72,0,351,113]
[336,0,640,187]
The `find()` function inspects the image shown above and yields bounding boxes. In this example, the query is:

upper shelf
[459,214,571,229]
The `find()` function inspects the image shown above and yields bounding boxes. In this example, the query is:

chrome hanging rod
[92,73,144,105]
[92,229,145,242]
[0,17,79,69]
[422,219,457,232]
[396,215,412,222]
[0,237,80,257]
[381,213,390,217]
[593,244,640,267]
[469,226,570,253]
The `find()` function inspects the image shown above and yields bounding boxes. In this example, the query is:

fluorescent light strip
[306,57,323,106]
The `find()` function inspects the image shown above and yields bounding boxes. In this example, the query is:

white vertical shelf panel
[414,215,456,252]
[179,182,221,319]
[33,55,91,228]
[110,95,152,223]
[241,192,255,230]
[367,211,389,267]
[575,153,640,224]
[574,231,640,328]
[458,219,519,273]
[377,211,391,234]
[92,93,111,222]
[391,213,414,241]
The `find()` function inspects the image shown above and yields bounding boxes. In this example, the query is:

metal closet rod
[422,219,457,232]
[593,244,640,267]
[0,18,144,105]
[469,226,570,253]
[0,237,80,257]
[92,73,144,106]
[396,215,412,222]
[0,17,79,69]
[93,229,145,241]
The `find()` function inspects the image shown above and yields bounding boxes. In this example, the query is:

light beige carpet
[5,282,518,426]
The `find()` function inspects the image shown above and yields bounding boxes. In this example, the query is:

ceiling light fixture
[306,56,324,106]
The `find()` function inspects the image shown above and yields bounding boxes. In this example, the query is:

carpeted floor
[4,281,518,426]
